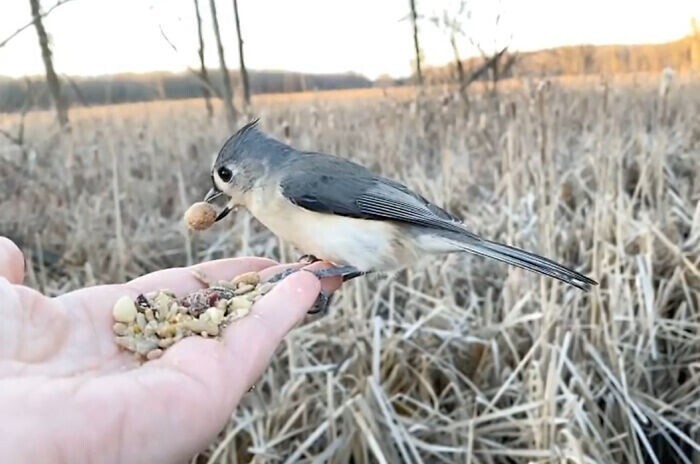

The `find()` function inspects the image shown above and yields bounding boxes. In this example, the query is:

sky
[0,0,698,80]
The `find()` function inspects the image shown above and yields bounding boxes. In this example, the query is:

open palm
[0,237,340,463]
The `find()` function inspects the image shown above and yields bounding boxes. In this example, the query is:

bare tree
[472,42,515,100]
[209,0,237,130]
[468,9,515,101]
[232,0,250,106]
[430,4,469,103]
[193,0,213,118]
[29,0,69,129]
[408,0,423,85]
[158,23,220,102]
[0,0,74,49]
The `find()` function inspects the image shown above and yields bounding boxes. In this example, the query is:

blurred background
[1,1,700,462]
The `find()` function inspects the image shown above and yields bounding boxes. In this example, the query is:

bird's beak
[203,187,232,222]
[215,205,233,222]
[204,188,223,203]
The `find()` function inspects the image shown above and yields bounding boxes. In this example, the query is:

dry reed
[1,73,699,463]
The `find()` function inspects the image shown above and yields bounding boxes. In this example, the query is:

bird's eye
[217,166,233,182]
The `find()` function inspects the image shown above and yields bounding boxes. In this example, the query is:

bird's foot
[308,292,333,315]
[266,264,366,314]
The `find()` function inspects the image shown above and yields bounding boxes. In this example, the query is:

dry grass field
[1,74,700,463]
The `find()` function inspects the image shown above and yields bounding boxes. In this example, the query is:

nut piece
[184,202,218,230]
[113,296,137,323]
[232,271,260,287]
[234,284,255,295]
[146,349,163,360]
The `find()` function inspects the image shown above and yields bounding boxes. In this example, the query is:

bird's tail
[444,236,598,291]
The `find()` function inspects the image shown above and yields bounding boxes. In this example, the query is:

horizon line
[0,32,693,82]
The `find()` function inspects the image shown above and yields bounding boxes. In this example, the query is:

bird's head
[204,118,284,221]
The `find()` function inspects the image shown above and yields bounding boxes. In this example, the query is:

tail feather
[450,238,598,291]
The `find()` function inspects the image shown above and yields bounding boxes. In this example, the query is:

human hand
[0,237,341,464]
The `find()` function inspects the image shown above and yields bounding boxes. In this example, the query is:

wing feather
[279,153,473,236]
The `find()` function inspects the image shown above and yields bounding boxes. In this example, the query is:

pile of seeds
[112,270,274,361]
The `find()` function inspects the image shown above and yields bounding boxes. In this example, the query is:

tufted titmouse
[203,120,597,311]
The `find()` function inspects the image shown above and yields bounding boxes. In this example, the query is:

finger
[257,262,306,281]
[218,271,323,395]
[225,269,321,347]
[125,257,278,297]
[0,237,25,285]
[123,258,342,299]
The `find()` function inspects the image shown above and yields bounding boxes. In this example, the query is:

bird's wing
[278,153,478,238]
[279,153,598,291]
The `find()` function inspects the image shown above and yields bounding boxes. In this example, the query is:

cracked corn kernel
[205,307,225,325]
[229,296,252,310]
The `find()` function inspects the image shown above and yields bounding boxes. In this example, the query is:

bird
[203,119,598,312]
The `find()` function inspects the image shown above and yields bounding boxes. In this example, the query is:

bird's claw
[297,254,321,264]
[266,267,298,284]
[265,267,334,315]
[308,292,333,315]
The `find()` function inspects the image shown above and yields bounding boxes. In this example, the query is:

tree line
[420,35,700,85]
[0,70,372,113]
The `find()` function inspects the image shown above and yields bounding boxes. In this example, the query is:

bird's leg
[268,264,366,283]
[340,270,368,282]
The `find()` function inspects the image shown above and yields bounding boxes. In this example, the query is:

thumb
[0,237,25,285]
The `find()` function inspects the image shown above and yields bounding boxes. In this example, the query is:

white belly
[244,186,418,272]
